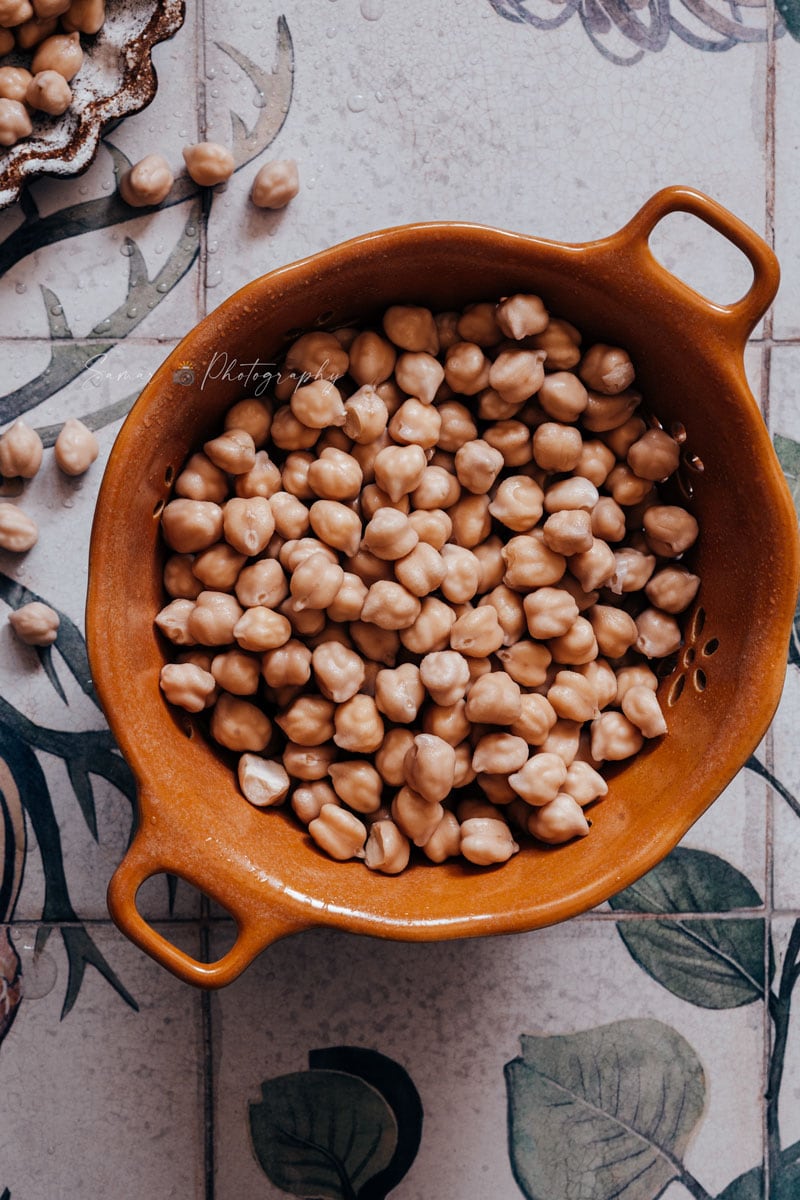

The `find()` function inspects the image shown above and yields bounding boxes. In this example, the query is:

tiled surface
[1,1,799,1198]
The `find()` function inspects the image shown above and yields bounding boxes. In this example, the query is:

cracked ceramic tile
[773,34,800,340]
[203,0,768,307]
[0,923,205,1200]
[209,916,764,1199]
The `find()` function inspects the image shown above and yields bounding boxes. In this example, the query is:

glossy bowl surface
[88,187,800,988]
[0,0,185,209]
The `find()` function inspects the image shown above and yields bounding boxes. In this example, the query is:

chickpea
[201,428,253,476]
[391,786,444,847]
[578,344,634,395]
[607,549,655,597]
[187,590,243,645]
[232,606,290,653]
[31,30,82,78]
[534,373,585,424]
[407,508,453,550]
[154,598,196,646]
[586,604,637,659]
[327,760,384,815]
[0,28,12,51]
[626,428,680,481]
[497,640,552,688]
[394,542,446,597]
[547,614,598,666]
[411,465,460,511]
[422,810,461,863]
[643,505,699,557]
[334,694,384,753]
[471,733,529,775]
[560,760,607,806]
[26,68,71,114]
[270,406,319,451]
[452,301,500,347]
[482,419,531,468]
[175,453,227,503]
[238,755,291,808]
[465,672,522,725]
[569,538,616,592]
[622,684,668,738]
[53,418,99,476]
[546,670,599,723]
[575,657,618,709]
[591,497,627,543]
[416,650,469,707]
[371,444,427,503]
[488,476,544,533]
[541,510,593,557]
[232,451,280,501]
[375,728,416,786]
[308,642,363,704]
[210,693,272,752]
[645,565,701,613]
[601,415,644,460]
[231,561,284,611]
[251,158,299,207]
[522,588,578,643]
[576,438,616,488]
[436,400,478,452]
[347,335,395,390]
[61,0,105,33]
[158,662,216,713]
[526,794,590,844]
[309,804,367,861]
[279,451,314,500]
[451,439,503,496]
[259,639,311,689]
[612,665,656,708]
[525,318,581,369]
[307,500,361,557]
[496,293,549,340]
[508,751,567,806]
[401,733,456,805]
[448,493,492,548]
[392,351,443,405]
[450,605,504,658]
[582,388,641,433]
[381,305,438,354]
[118,153,174,207]
[502,532,566,589]
[219,396,270,446]
[421,700,470,748]
[218,496,272,557]
[438,544,480,604]
[319,573,364,624]
[477,585,524,647]
[190,542,244,592]
[363,508,418,560]
[264,493,306,541]
[489,348,546,405]
[350,620,400,665]
[544,476,599,513]
[472,535,506,592]
[0,67,32,102]
[364,821,411,874]
[304,448,361,503]
[0,419,43,479]
[460,817,519,865]
[291,781,338,822]
[533,422,583,473]
[605,464,654,508]
[208,649,259,696]
[361,580,421,631]
[289,552,344,612]
[366,663,422,724]
[635,607,682,658]
[182,141,235,187]
[275,695,335,747]
[279,596,325,637]
[8,600,59,648]
[342,548,391,587]
[444,342,491,395]
[590,711,644,761]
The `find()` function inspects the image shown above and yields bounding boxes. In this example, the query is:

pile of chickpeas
[0,0,104,147]
[155,294,700,873]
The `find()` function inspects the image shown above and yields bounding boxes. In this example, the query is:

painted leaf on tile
[610,849,768,1007]
[774,435,800,665]
[249,1069,397,1199]
[308,1047,423,1200]
[716,1157,800,1198]
[774,0,800,39]
[506,1019,705,1200]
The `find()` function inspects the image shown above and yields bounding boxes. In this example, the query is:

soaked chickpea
[157,295,700,873]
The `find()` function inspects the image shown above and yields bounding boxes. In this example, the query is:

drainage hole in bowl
[683,646,696,667]
[667,674,686,706]
[671,421,687,443]
[314,309,335,326]
[153,498,165,519]
[703,637,719,656]
[684,451,705,473]
[656,651,680,679]
[693,668,707,693]
[182,721,194,740]
[164,465,175,486]
[690,606,706,640]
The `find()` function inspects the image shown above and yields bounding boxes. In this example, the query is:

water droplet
[360,0,383,18]
[210,86,220,98]
[253,17,264,28]
[207,268,223,288]
[120,242,135,257]
[14,281,26,294]
[155,242,165,254]
[102,180,111,190]
[375,90,386,103]
[253,89,267,109]
[93,318,111,333]
[127,306,139,318]
[156,281,170,293]
[326,25,337,37]
[63,497,75,508]
[207,239,219,254]
[17,940,57,1000]
[50,304,62,316]
[206,66,216,79]
[186,224,197,237]
[347,93,367,113]
[178,128,188,138]
[78,184,89,196]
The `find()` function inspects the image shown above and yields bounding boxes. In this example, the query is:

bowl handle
[611,185,779,352]
[107,820,303,989]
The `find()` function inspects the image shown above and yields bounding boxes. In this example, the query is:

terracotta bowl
[88,186,799,988]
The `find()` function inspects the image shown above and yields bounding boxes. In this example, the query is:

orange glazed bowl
[87,186,800,988]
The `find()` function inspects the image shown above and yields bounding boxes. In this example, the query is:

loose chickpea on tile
[0,419,43,479]
[54,417,99,476]
[183,141,235,187]
[8,600,59,646]
[251,158,299,209]
[119,154,174,208]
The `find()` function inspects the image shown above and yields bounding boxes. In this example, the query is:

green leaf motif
[610,848,768,1008]
[249,1069,398,1199]
[506,1019,705,1200]
[775,0,800,40]
[774,434,800,662]
[716,1159,800,1199]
